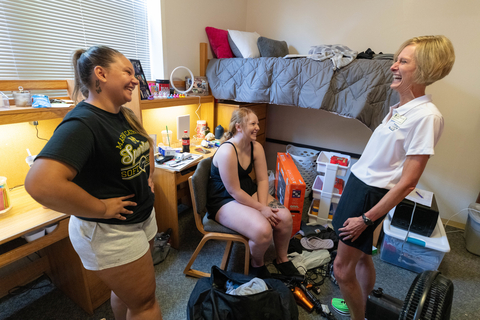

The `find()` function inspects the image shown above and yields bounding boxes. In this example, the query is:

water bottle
[214,125,224,139]
[182,130,190,152]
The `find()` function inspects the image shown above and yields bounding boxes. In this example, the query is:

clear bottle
[182,130,190,153]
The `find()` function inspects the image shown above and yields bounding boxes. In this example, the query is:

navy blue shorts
[332,174,388,255]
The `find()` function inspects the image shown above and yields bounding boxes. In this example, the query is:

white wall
[161,0,248,79]
[161,0,480,224]
[245,0,480,224]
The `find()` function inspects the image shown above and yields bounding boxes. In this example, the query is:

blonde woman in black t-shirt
[25,46,162,319]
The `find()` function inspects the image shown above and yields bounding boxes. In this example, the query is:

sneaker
[331,298,350,315]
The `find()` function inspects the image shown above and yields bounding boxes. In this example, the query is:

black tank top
[206,141,257,218]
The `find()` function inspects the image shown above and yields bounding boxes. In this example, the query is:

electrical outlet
[29,121,38,126]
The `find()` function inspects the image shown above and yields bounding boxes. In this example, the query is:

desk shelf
[140,95,214,110]
[0,106,74,126]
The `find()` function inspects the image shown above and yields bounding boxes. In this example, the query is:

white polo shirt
[351,94,444,189]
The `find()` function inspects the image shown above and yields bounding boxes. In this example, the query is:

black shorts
[332,174,388,255]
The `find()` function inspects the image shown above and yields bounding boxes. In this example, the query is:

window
[0,0,152,83]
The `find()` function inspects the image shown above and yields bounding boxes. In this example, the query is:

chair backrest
[189,157,213,231]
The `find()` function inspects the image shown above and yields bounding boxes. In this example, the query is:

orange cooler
[275,153,306,237]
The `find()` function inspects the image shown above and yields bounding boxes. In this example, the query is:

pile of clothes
[287,222,339,275]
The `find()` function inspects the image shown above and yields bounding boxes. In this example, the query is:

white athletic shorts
[68,209,157,271]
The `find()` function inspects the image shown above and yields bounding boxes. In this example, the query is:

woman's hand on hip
[100,194,137,220]
[338,216,367,242]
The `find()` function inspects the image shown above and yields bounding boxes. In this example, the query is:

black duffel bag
[187,266,299,320]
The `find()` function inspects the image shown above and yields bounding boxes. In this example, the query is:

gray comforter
[206,57,399,130]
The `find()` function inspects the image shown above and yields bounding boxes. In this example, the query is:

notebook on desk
[154,153,203,172]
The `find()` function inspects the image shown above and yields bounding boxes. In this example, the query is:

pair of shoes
[273,259,301,276]
[249,263,272,279]
[331,298,350,316]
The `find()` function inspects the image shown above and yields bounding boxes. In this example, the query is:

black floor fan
[366,270,454,320]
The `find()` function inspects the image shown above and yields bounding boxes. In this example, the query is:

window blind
[0,0,151,84]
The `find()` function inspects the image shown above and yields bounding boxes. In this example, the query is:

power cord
[444,207,480,234]
[7,273,53,297]
[34,123,48,141]
[399,202,416,263]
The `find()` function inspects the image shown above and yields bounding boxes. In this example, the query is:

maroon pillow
[205,27,233,59]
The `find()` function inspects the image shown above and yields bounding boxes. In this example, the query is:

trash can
[465,202,480,256]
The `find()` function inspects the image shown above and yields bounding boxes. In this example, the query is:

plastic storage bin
[309,151,350,225]
[286,145,319,197]
[380,213,450,273]
[316,151,351,176]
[307,198,337,223]
[312,175,344,198]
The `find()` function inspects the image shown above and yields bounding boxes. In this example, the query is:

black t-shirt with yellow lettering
[37,101,154,224]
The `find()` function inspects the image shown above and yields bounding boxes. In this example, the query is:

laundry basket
[286,145,319,197]
[465,202,480,256]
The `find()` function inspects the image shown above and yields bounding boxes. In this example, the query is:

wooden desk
[152,150,214,249]
[0,187,110,315]
[0,187,68,265]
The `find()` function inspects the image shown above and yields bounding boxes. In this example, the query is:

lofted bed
[200,42,399,131]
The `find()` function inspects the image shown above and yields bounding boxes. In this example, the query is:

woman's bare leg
[334,241,368,320]
[95,242,162,320]
[216,201,273,267]
[267,195,292,263]
[111,291,128,320]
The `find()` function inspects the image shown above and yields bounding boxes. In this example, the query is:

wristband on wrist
[362,213,374,226]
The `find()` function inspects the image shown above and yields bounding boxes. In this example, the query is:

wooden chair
[184,157,250,278]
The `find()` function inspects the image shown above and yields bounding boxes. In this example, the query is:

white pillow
[228,30,261,58]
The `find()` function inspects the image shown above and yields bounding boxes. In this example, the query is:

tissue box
[159,146,176,157]
[275,153,306,237]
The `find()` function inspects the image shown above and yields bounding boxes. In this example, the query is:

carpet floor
[1,205,479,320]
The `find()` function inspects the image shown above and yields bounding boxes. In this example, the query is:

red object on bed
[205,27,234,59]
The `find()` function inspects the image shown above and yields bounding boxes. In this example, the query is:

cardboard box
[275,153,306,237]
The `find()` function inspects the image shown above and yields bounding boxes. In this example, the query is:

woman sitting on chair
[207,108,298,278]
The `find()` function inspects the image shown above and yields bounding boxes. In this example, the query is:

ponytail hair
[72,45,120,102]
[72,45,153,147]
[220,108,255,144]
[120,106,153,147]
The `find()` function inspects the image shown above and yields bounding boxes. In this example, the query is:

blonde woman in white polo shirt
[331,36,455,320]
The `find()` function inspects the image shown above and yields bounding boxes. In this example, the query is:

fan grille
[399,271,454,320]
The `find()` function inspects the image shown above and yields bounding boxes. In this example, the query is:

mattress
[206,57,399,130]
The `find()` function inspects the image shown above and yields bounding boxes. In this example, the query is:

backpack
[187,266,299,320]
